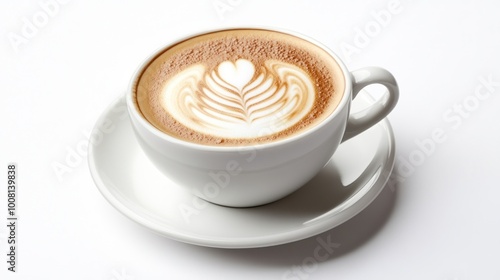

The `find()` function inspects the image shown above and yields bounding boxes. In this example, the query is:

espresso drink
[135,29,345,146]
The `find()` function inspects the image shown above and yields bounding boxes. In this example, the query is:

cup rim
[126,26,352,152]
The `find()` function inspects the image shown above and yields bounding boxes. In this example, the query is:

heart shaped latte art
[161,59,315,139]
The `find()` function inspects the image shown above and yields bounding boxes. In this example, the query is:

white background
[1,0,500,279]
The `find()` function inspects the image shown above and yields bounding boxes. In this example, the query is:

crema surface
[135,29,344,146]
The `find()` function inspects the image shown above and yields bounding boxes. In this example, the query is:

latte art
[162,59,315,138]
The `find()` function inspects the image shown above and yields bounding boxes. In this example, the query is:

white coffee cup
[126,27,399,207]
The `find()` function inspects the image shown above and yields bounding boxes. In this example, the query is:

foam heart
[217,59,255,92]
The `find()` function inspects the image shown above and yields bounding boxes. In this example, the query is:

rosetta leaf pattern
[162,59,315,138]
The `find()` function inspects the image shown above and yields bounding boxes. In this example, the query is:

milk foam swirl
[161,59,315,138]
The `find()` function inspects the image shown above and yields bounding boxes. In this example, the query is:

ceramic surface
[89,95,395,248]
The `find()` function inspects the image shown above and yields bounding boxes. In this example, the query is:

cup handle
[341,67,399,142]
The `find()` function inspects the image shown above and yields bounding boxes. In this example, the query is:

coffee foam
[136,29,344,146]
[161,58,315,138]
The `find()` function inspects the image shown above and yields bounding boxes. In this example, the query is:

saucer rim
[88,95,395,248]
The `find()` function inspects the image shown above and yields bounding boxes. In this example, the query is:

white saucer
[88,95,395,249]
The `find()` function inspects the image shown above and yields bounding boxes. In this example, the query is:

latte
[135,29,345,146]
